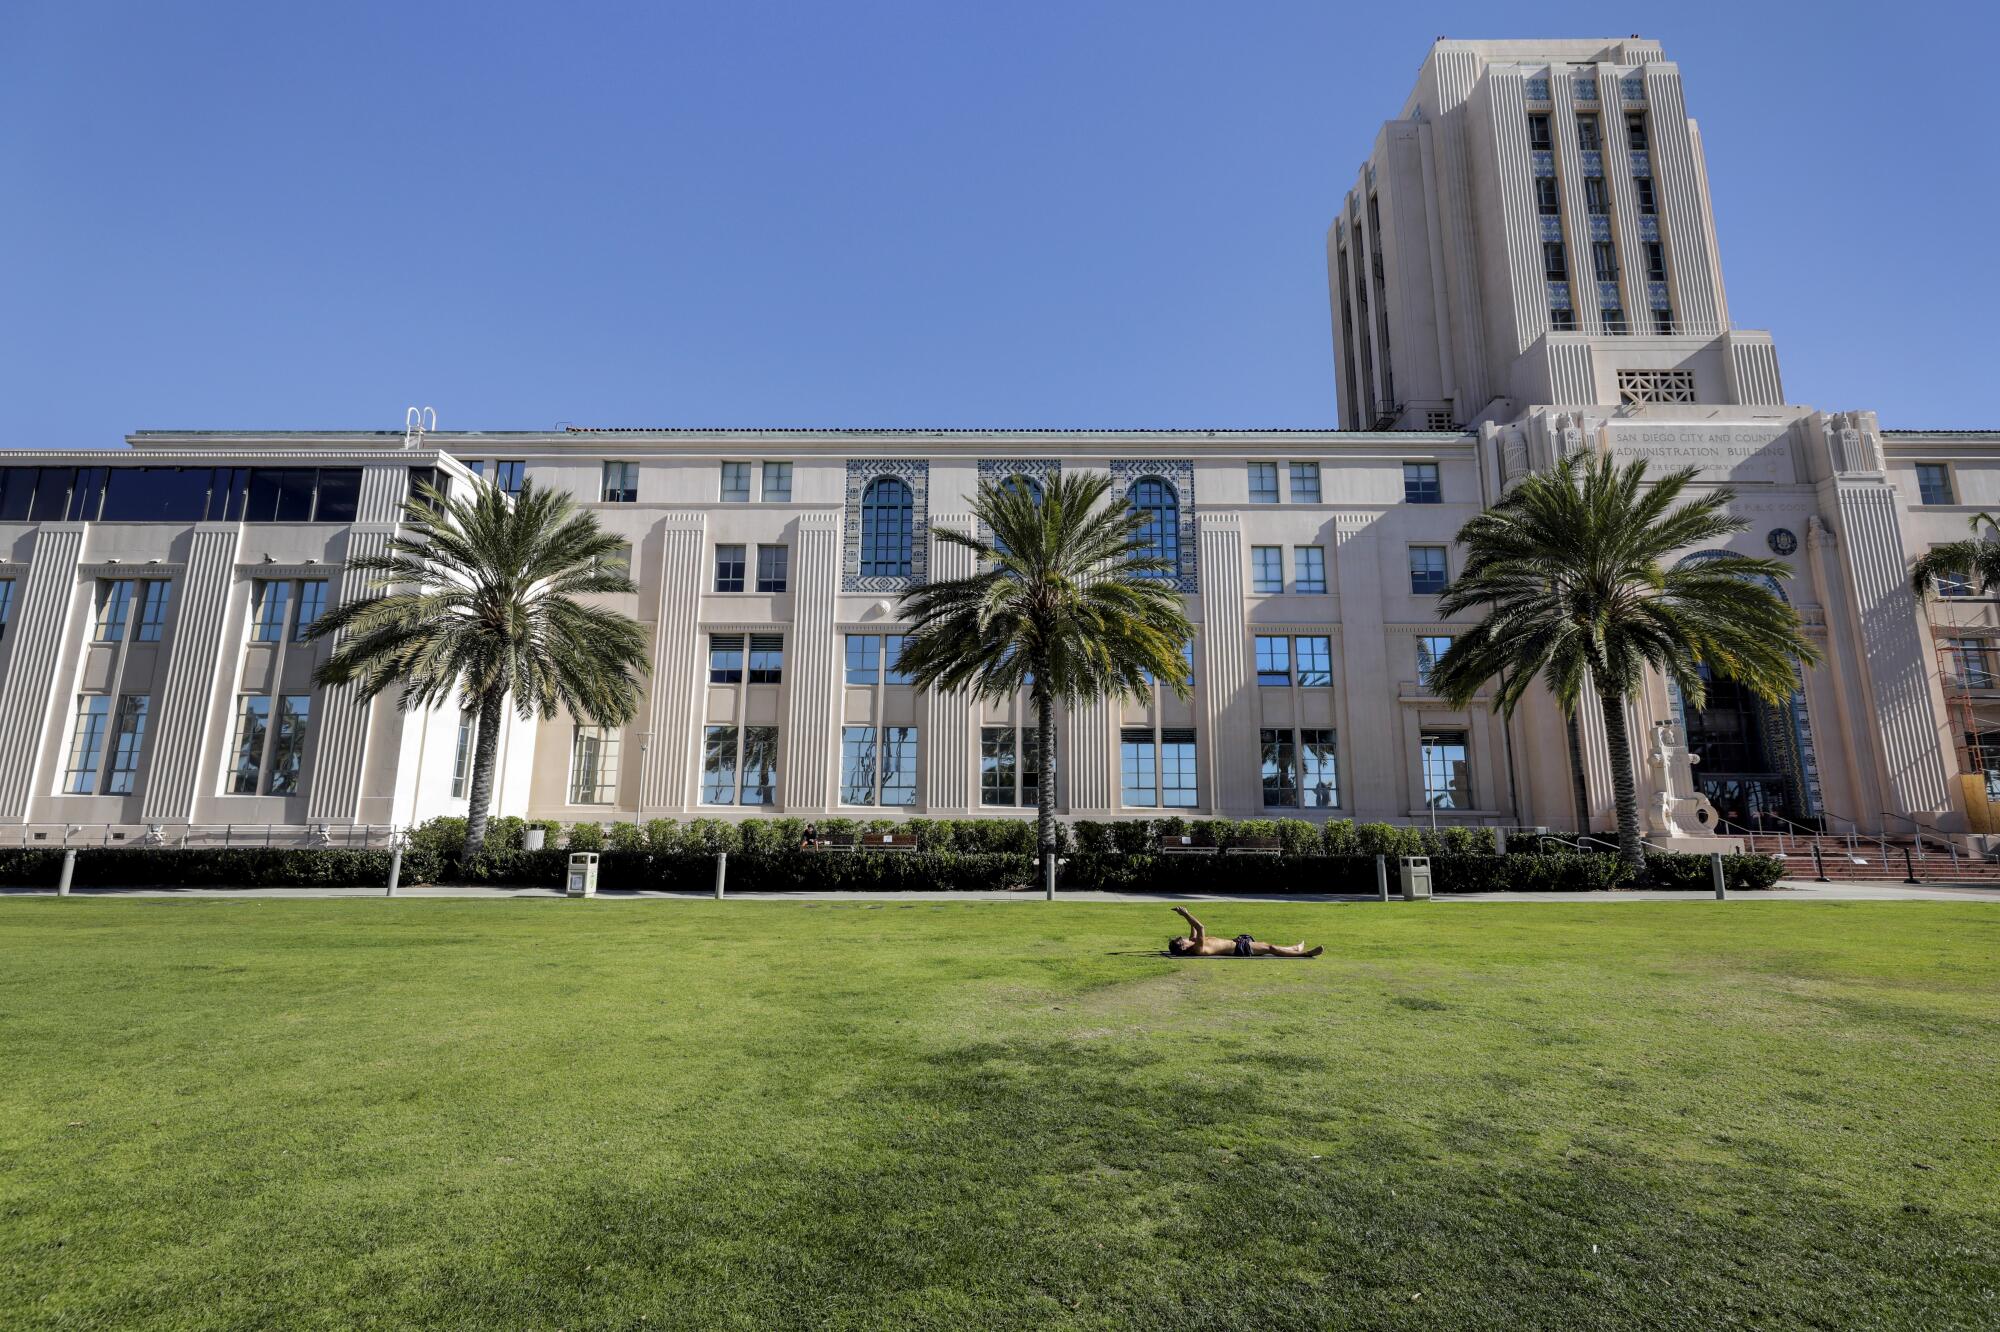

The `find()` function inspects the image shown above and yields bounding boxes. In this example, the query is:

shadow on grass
[409,1039,1997,1332]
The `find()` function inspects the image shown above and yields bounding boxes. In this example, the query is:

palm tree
[309,481,649,860]
[1911,512,2000,598]
[1428,452,1816,865]
[894,473,1195,896]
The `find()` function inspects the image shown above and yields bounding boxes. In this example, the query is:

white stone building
[2,36,1994,843]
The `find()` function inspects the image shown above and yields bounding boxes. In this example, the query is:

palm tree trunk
[1565,707,1592,834]
[1036,688,1057,899]
[461,689,506,862]
[1597,687,1644,866]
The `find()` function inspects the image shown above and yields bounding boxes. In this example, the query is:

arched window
[860,476,914,578]
[992,475,1043,557]
[1128,477,1179,574]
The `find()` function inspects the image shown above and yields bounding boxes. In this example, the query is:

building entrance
[1683,665,1806,830]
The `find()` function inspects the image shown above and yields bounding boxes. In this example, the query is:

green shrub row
[1070,817,1498,857]
[409,814,1057,858]
[0,846,437,889]
[452,849,1036,892]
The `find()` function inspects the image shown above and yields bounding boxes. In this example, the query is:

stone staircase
[1733,833,2000,883]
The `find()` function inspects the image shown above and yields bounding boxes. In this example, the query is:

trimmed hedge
[454,849,1037,893]
[1641,852,1786,892]
[0,846,437,889]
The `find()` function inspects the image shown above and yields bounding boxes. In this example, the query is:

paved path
[7,880,2000,903]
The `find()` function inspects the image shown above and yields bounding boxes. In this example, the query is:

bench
[1154,836,1216,855]
[1223,837,1282,856]
[858,832,920,852]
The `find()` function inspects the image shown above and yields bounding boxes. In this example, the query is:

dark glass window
[1128,477,1180,575]
[1584,177,1610,215]
[1575,114,1601,150]
[1535,177,1560,215]
[1625,112,1648,150]
[1634,177,1657,214]
[859,477,914,578]
[1543,242,1567,280]
[312,469,361,521]
[29,468,75,522]
[208,468,249,520]
[0,468,35,520]
[1527,113,1552,150]
[100,468,212,521]
[68,468,109,521]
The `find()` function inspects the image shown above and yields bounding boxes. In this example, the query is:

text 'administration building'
[3,36,1996,842]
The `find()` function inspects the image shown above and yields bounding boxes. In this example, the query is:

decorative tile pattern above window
[842,460,929,592]
[1616,370,1696,406]
[1523,77,1551,102]
[1538,215,1563,242]
[1546,281,1572,310]
[1572,75,1598,101]
[1108,460,1197,592]
[1620,75,1646,102]
[1647,282,1672,311]
[1638,215,1660,242]
[1588,215,1612,242]
[1596,281,1624,309]
[1629,150,1651,178]
[1532,150,1555,177]
[1579,150,1603,177]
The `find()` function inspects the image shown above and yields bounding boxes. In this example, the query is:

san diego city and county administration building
[4,36,1995,848]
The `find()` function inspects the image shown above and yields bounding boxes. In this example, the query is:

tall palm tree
[1911,512,2000,598]
[894,473,1195,896]
[310,481,648,860]
[1428,452,1816,865]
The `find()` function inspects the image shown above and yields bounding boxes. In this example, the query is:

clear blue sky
[2,1,1993,445]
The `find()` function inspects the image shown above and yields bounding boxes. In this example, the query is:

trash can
[566,852,600,898]
[1398,855,1432,900]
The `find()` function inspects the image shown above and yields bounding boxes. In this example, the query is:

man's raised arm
[1172,906,1205,942]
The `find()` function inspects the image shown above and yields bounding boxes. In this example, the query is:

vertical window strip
[267,696,311,794]
[226,695,270,794]
[136,580,174,642]
[104,695,150,794]
[63,697,111,793]
[1120,727,1158,808]
[1160,728,1198,808]
[1300,729,1338,808]
[880,726,918,806]
[1260,728,1298,807]
[293,581,326,641]
[95,579,135,642]
[452,716,473,799]
[840,726,878,805]
[571,724,622,804]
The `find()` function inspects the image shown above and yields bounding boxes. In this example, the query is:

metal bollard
[1375,853,1389,902]
[386,847,403,897]
[1901,844,1920,886]
[57,848,76,897]
[1812,841,1830,883]
[1710,852,1726,900]
[713,851,727,899]
[1043,851,1056,901]
[1494,826,1508,856]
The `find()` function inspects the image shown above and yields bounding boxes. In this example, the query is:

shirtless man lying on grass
[1166,906,1323,958]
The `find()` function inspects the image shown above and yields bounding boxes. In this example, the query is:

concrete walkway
[8,880,2000,903]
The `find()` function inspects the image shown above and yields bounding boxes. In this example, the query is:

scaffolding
[1927,595,2000,833]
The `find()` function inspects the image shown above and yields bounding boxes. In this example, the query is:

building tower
[1329,37,1784,430]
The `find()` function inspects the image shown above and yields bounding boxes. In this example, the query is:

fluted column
[639,511,708,814]
[781,512,841,810]
[138,525,242,823]
[1060,698,1118,815]
[1197,515,1258,815]
[1642,65,1722,333]
[0,525,86,820]
[1329,514,1396,820]
[921,512,976,812]
[304,527,392,823]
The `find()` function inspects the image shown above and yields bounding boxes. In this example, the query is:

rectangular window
[1653,308,1674,335]
[981,726,1017,806]
[701,725,738,805]
[565,725,619,804]
[755,544,789,593]
[720,461,751,503]
[251,580,289,643]
[1251,546,1283,595]
[1625,112,1648,150]
[1247,462,1280,504]
[1294,546,1327,594]
[1403,462,1442,504]
[602,461,638,503]
[747,634,784,684]
[1527,113,1552,151]
[104,695,149,794]
[880,726,918,806]
[1917,464,1954,506]
[1601,305,1628,334]
[1161,729,1197,808]
[0,579,14,639]
[845,634,880,685]
[1644,241,1667,283]
[267,696,311,795]
[94,579,135,642]
[1592,241,1619,282]
[1421,730,1471,809]
[1409,546,1448,594]
[63,696,111,794]
[1634,176,1657,215]
[293,580,326,641]
[493,460,526,497]
[1935,556,1973,599]
[1550,307,1578,331]
[708,634,744,684]
[740,726,778,805]
[1584,176,1610,216]
[1543,241,1567,280]
[1295,635,1332,687]
[883,634,913,685]
[1535,176,1560,216]
[1950,640,1997,689]
[136,580,173,642]
[1300,729,1338,808]
[840,726,877,805]
[1575,113,1601,150]
[1260,728,1298,807]
[1288,462,1321,503]
[761,462,792,502]
[226,695,270,794]
[1255,635,1291,686]
[714,544,746,592]
[1417,635,1454,689]
[451,716,473,799]
[1120,727,1158,808]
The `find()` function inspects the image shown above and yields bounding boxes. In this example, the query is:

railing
[10,823,402,850]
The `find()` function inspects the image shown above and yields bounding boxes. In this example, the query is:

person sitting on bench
[1166,906,1322,958]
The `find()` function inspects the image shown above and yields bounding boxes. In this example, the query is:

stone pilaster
[638,512,708,813]
[920,512,976,812]
[780,512,841,810]
[304,526,392,824]
[0,525,85,820]
[1197,514,1259,815]
[139,525,242,824]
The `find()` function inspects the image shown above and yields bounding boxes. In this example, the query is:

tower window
[1584,177,1610,216]
[1543,242,1567,280]
[1575,114,1601,151]
[1527,113,1552,151]
[1634,177,1658,215]
[1625,112,1649,150]
[1535,177,1561,216]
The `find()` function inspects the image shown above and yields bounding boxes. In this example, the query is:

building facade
[2,36,1995,843]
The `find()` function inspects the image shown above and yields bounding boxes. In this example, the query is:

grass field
[2,899,1997,1330]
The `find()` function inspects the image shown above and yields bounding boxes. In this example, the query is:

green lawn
[2,900,1997,1330]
